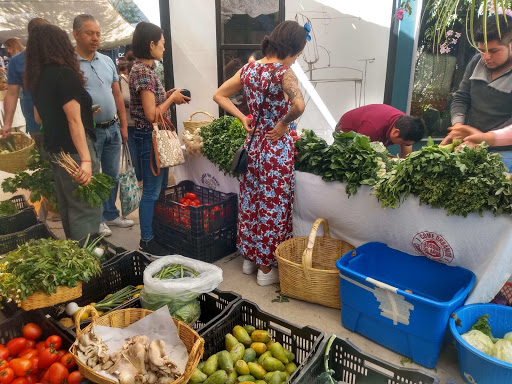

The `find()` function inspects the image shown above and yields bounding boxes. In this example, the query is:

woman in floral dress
[214,21,307,285]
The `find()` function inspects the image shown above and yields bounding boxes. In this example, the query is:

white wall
[166,0,393,139]
[169,0,219,131]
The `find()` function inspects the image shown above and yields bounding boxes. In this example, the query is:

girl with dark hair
[25,24,101,240]
[213,20,307,285]
[129,21,190,255]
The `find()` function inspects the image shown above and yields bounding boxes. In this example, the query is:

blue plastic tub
[449,304,512,384]
[336,242,475,368]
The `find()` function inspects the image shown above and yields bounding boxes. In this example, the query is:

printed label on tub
[412,231,454,264]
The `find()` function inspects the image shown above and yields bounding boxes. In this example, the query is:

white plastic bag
[140,255,223,318]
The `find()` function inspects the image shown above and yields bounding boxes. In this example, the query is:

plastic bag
[140,255,223,314]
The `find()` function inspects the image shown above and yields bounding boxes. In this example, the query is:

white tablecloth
[173,154,512,304]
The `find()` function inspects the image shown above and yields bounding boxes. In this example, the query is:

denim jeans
[127,126,142,181]
[133,129,169,241]
[95,122,122,222]
[490,149,512,172]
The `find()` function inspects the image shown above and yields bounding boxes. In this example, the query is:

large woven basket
[275,218,354,309]
[183,111,214,133]
[0,133,35,173]
[20,282,82,311]
[70,306,204,384]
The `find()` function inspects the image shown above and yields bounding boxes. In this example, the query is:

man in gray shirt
[450,14,512,169]
[73,14,133,235]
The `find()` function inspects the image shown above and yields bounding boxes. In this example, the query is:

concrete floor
[0,183,464,384]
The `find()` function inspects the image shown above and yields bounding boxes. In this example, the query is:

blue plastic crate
[336,242,475,368]
[449,304,512,384]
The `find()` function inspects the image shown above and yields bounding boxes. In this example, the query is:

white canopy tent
[0,0,136,49]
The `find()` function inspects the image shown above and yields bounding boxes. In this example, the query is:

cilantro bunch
[374,139,512,217]
[199,116,247,177]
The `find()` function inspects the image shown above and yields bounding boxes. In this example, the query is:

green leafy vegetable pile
[0,238,101,307]
[199,116,246,177]
[0,200,18,217]
[374,139,512,216]
[154,264,199,279]
[1,149,58,211]
[73,173,115,208]
[295,130,390,196]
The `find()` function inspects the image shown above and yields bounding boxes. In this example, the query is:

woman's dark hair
[261,20,307,60]
[132,22,164,60]
[117,61,132,74]
[24,24,85,93]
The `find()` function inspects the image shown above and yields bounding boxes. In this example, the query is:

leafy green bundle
[73,173,115,208]
[0,238,101,306]
[0,200,18,217]
[1,149,58,210]
[199,116,247,177]
[374,140,512,216]
[295,130,390,196]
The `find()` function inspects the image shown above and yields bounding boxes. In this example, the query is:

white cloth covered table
[173,154,512,304]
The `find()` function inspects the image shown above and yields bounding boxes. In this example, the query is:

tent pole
[159,0,177,127]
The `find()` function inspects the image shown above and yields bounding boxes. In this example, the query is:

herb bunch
[374,139,512,216]
[0,238,101,307]
[0,200,18,217]
[199,116,247,177]
[1,149,58,210]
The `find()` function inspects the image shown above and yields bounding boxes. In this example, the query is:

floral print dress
[238,62,294,267]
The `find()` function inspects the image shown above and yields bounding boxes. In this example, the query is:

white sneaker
[242,259,258,275]
[99,222,112,237]
[106,216,134,228]
[256,267,280,286]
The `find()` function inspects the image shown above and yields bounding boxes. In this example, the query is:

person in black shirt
[24,24,101,240]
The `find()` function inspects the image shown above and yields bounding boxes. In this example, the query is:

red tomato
[28,357,38,375]
[6,338,27,357]
[55,351,65,361]
[0,348,8,361]
[43,337,61,351]
[24,375,38,384]
[59,354,75,370]
[18,349,35,359]
[9,358,31,377]
[34,344,45,354]
[24,341,35,350]
[0,360,7,370]
[20,350,38,360]
[11,379,28,384]
[21,325,42,341]
[181,200,191,206]
[185,192,197,200]
[190,200,201,207]
[178,197,188,204]
[67,371,82,384]
[0,368,14,384]
[47,363,68,384]
[37,349,58,369]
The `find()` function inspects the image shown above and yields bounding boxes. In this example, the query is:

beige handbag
[151,107,185,176]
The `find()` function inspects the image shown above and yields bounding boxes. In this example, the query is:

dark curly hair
[24,24,86,93]
[261,20,307,60]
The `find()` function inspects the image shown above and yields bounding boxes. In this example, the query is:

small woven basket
[70,306,204,384]
[183,111,214,133]
[20,282,82,311]
[275,218,354,309]
[0,132,35,174]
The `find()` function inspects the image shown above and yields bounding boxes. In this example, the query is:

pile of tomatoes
[178,192,202,207]
[0,323,82,384]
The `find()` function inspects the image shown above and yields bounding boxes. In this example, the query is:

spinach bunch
[0,200,18,217]
[374,140,512,216]
[1,149,58,210]
[0,238,101,306]
[295,130,390,196]
[199,116,247,177]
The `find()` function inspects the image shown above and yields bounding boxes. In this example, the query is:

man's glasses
[90,63,104,84]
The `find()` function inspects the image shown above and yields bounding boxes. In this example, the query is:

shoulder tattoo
[282,69,304,102]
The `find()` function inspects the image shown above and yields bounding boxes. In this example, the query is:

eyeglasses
[90,63,103,84]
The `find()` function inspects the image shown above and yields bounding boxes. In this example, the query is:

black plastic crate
[199,299,324,383]
[5,195,30,211]
[0,207,39,236]
[293,335,440,384]
[153,221,237,263]
[78,233,128,264]
[153,180,237,236]
[0,222,57,255]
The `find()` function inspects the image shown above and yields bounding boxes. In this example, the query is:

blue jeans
[133,129,169,241]
[490,149,512,172]
[127,126,142,181]
[95,122,122,222]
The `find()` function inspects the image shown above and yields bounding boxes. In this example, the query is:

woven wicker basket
[183,111,214,133]
[70,306,204,384]
[275,218,354,309]
[0,132,35,174]
[20,282,82,311]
